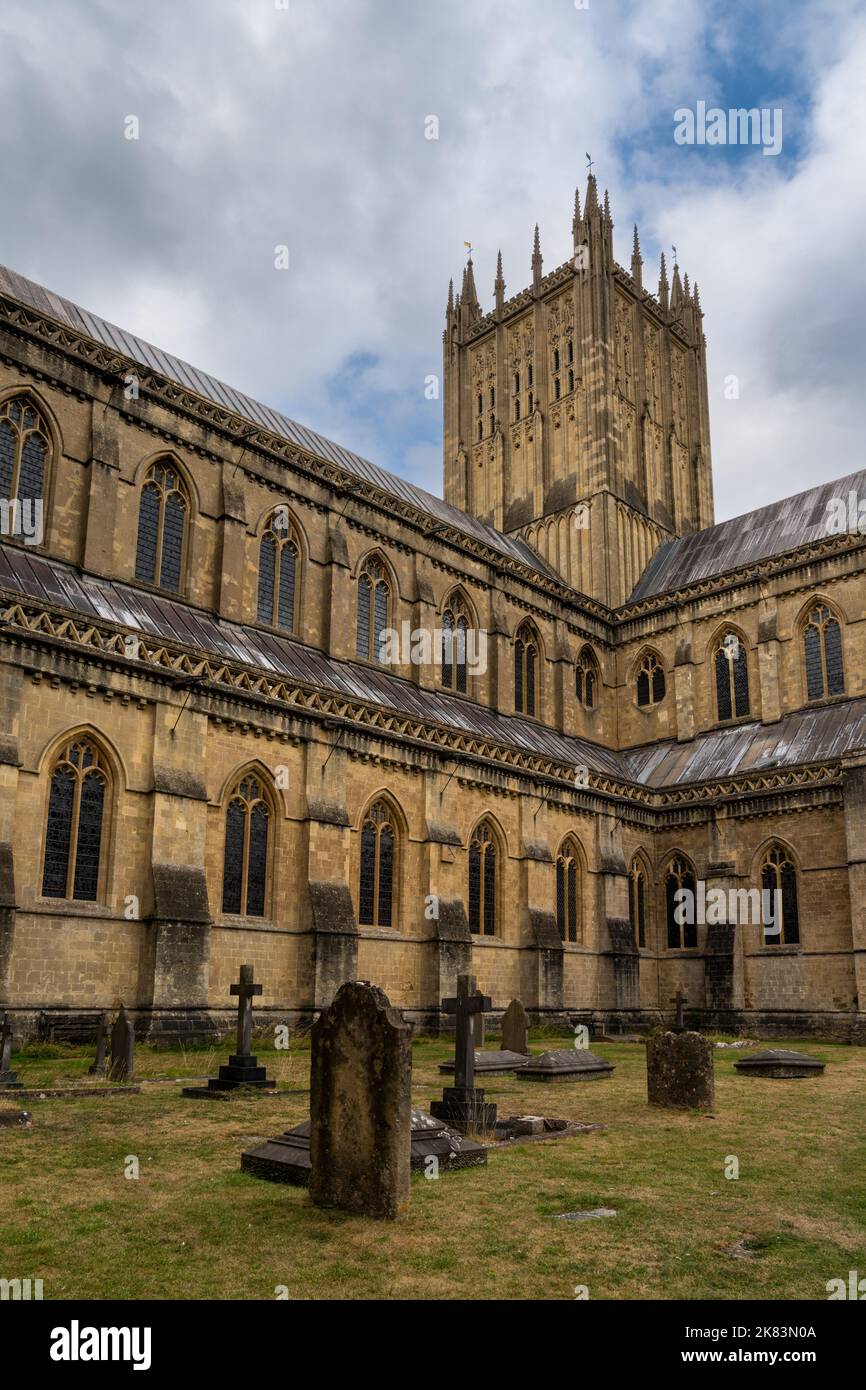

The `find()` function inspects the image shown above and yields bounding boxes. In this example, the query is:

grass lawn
[1,1034,864,1301]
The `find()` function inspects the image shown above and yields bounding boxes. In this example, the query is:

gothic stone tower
[442,174,714,606]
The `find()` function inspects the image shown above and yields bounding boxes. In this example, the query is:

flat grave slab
[734,1049,826,1078]
[0,1109,31,1127]
[521,1049,614,1081]
[439,1049,532,1075]
[12,1086,141,1099]
[241,1106,487,1185]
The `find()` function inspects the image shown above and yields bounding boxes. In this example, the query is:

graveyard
[1,989,863,1302]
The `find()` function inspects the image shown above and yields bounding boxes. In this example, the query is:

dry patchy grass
[1,1035,864,1301]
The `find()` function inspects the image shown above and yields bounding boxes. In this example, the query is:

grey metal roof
[2,543,863,790]
[0,264,558,583]
[628,470,866,601]
[622,700,866,787]
[0,543,620,778]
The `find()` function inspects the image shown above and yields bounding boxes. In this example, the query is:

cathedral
[1,175,864,1042]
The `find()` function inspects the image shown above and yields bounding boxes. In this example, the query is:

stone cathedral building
[1,175,865,1042]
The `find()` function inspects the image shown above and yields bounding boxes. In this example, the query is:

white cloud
[0,0,863,525]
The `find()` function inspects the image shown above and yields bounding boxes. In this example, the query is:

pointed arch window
[553,348,561,373]
[0,395,49,535]
[514,371,521,396]
[803,604,844,701]
[356,556,391,664]
[514,399,521,422]
[760,845,800,946]
[567,338,574,365]
[222,774,270,917]
[441,593,472,694]
[568,369,575,394]
[359,800,396,928]
[576,647,599,709]
[42,738,108,902]
[257,511,300,631]
[135,460,188,592]
[468,820,497,936]
[554,378,561,400]
[515,623,539,716]
[665,857,697,949]
[629,858,647,948]
[636,652,665,707]
[556,840,581,943]
[715,632,750,721]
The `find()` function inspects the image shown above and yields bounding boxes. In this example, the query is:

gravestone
[309,981,413,1219]
[734,1049,826,1079]
[88,1013,109,1077]
[501,998,530,1055]
[108,1006,135,1082]
[646,1029,715,1108]
[0,1012,22,1089]
[670,989,688,1034]
[242,1106,486,1184]
[472,995,486,1049]
[521,1049,614,1081]
[182,965,274,1097]
[430,974,496,1131]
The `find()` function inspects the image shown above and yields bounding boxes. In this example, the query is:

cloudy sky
[1,0,864,523]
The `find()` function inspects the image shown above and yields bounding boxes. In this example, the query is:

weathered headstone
[521,1049,614,1081]
[501,998,530,1055]
[430,973,496,1131]
[734,1049,826,1079]
[108,1006,135,1082]
[0,1012,22,1089]
[88,1013,109,1077]
[182,965,275,1097]
[670,989,688,1034]
[472,996,485,1049]
[646,1030,714,1108]
[309,981,413,1219]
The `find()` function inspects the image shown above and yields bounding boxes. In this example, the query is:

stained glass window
[715,632,750,721]
[637,652,665,707]
[576,647,598,709]
[356,557,390,663]
[257,512,299,631]
[134,460,188,592]
[515,623,539,716]
[556,841,580,942]
[469,821,497,935]
[629,858,647,948]
[761,845,800,945]
[358,800,397,928]
[441,594,472,694]
[803,605,845,702]
[665,857,697,949]
[0,395,48,537]
[41,738,107,902]
[221,775,270,917]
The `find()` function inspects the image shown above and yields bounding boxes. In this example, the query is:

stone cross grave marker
[430,974,497,1131]
[670,989,687,1034]
[309,980,413,1219]
[446,974,490,1093]
[232,964,262,1058]
[183,965,273,1095]
[108,1006,135,1081]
